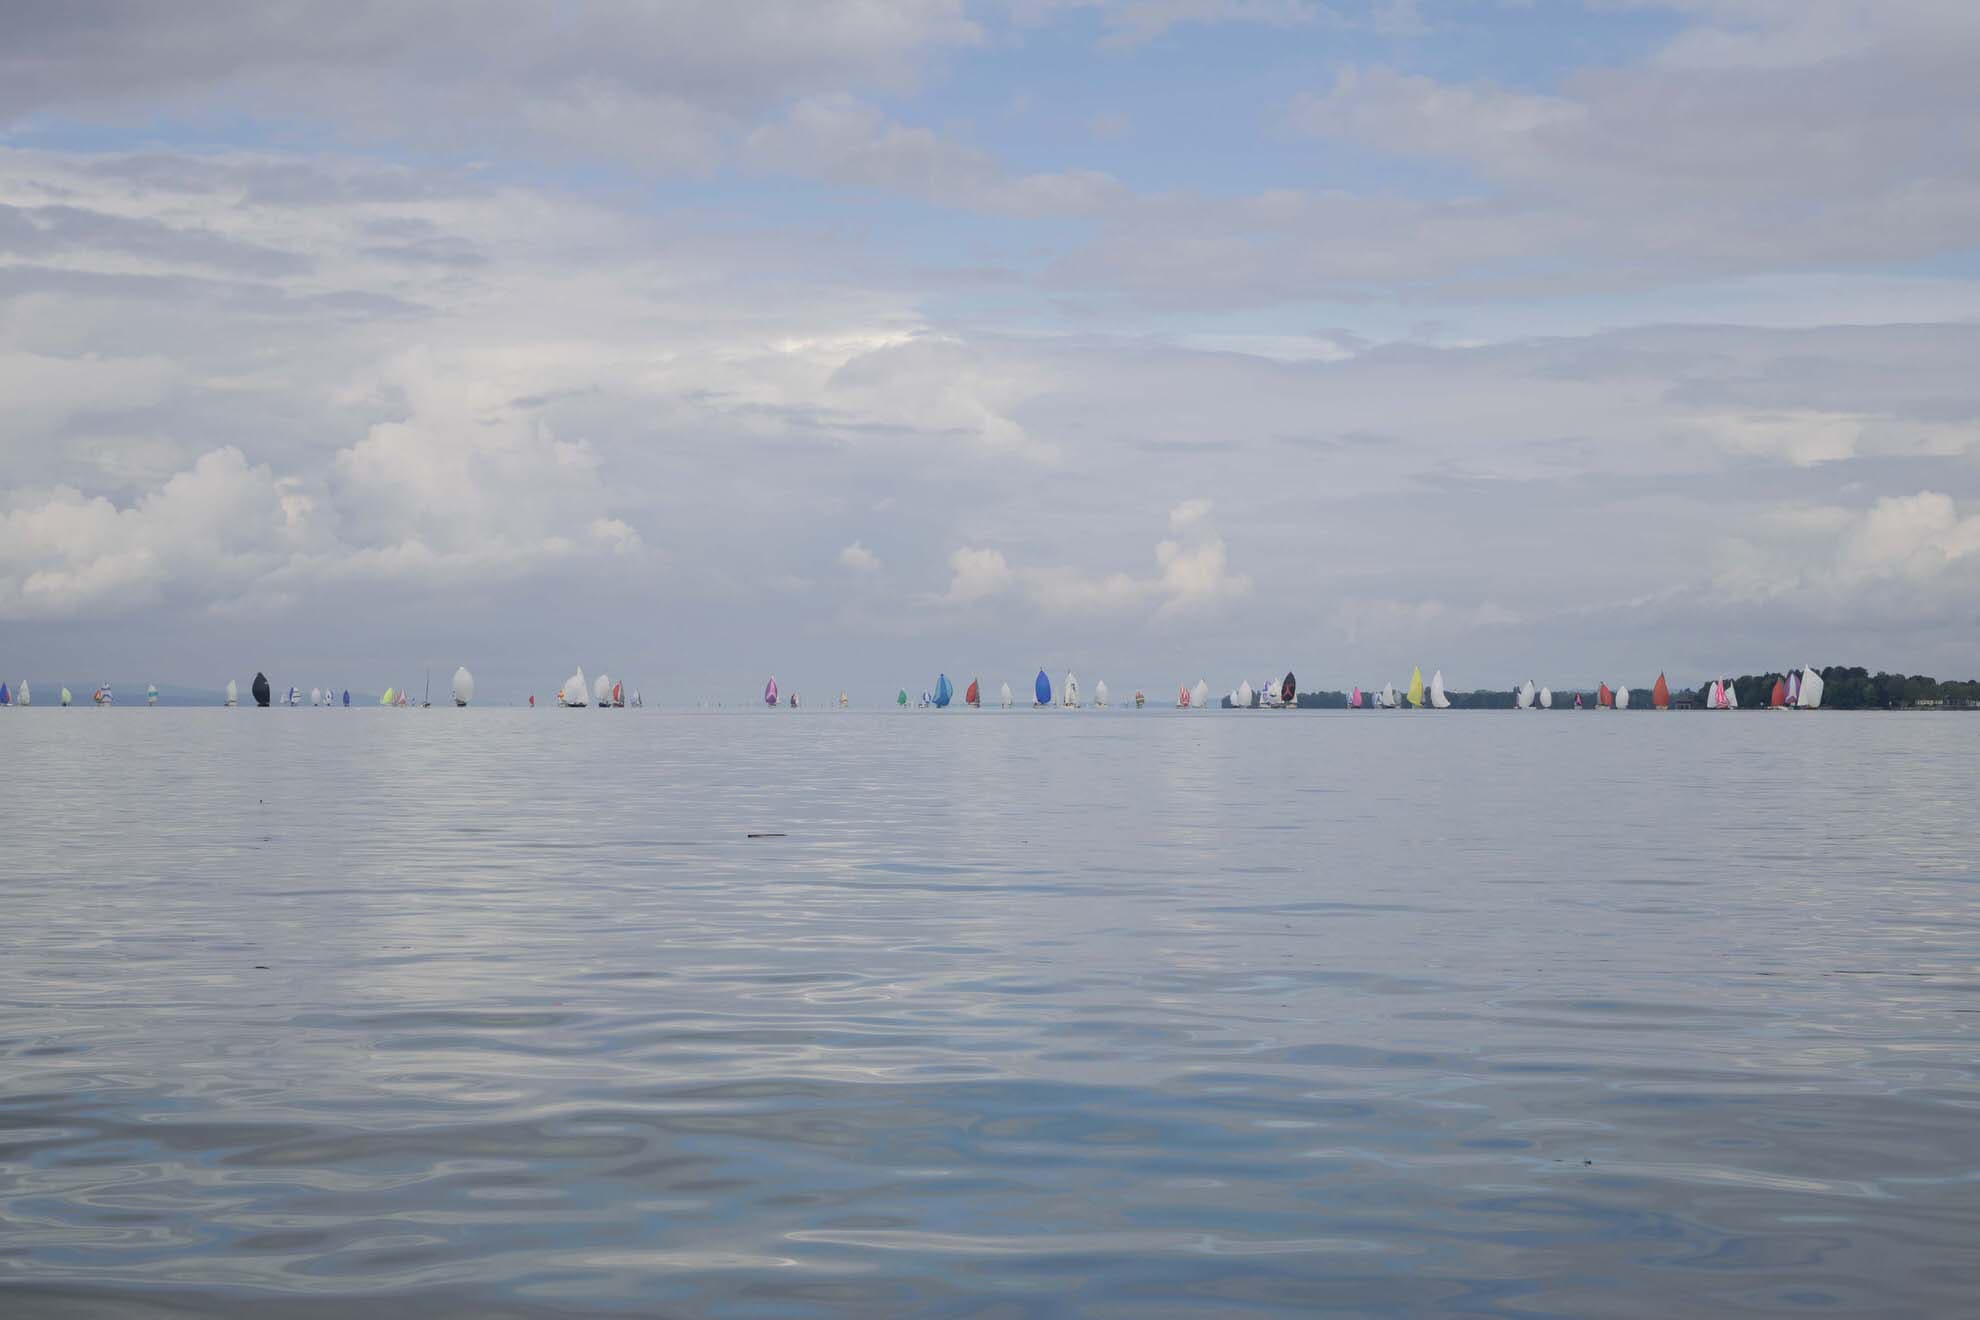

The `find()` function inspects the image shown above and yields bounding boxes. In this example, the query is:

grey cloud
[0,202,310,276]
[2,2,980,166]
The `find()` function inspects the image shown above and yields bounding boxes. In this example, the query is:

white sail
[1430,669,1450,709]
[1724,679,1738,710]
[60,687,73,706]
[17,681,29,707]
[1000,682,1013,708]
[563,666,589,707]
[1796,667,1824,709]
[1094,679,1109,708]
[1539,686,1553,710]
[1192,679,1210,709]
[224,678,238,707]
[1378,682,1397,709]
[1615,685,1631,710]
[1516,680,1534,710]
[309,687,320,706]
[1062,672,1079,707]
[593,673,611,706]
[1235,679,1254,708]
[452,666,475,706]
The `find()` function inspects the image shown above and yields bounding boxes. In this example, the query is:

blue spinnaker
[1034,669,1051,705]
[934,673,953,708]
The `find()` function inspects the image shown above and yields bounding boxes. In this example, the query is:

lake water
[2,709,1976,1317]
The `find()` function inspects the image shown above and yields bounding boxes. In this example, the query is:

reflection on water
[1,709,1976,1315]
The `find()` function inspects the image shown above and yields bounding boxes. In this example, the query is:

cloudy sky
[3,0,1977,700]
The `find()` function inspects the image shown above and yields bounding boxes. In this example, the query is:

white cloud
[944,507,1251,620]
[838,540,881,571]
[942,546,1015,603]
[1168,498,1213,531]
[0,447,299,618]
[1710,491,1980,623]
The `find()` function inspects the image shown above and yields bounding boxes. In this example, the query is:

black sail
[252,672,271,707]
[1281,672,1296,704]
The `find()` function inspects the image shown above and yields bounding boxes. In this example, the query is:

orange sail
[1769,678,1786,707]
[1652,673,1670,709]
[965,678,980,707]
[1597,682,1612,708]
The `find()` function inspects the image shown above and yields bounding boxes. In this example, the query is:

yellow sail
[1406,666,1425,708]
[379,687,395,706]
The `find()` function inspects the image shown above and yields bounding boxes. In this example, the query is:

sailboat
[1706,679,1723,709]
[452,667,474,707]
[1429,670,1450,709]
[1769,676,1787,708]
[934,674,953,709]
[284,685,299,706]
[225,679,238,707]
[1615,684,1631,710]
[632,689,642,708]
[1651,673,1670,709]
[380,687,396,706]
[1035,670,1052,707]
[1234,679,1254,709]
[593,674,612,707]
[1786,670,1802,706]
[1062,672,1080,708]
[1795,666,1825,710]
[1378,682,1399,709]
[60,686,73,707]
[93,684,111,706]
[147,683,158,707]
[1539,686,1553,710]
[15,681,28,707]
[1134,690,1145,708]
[1516,680,1535,710]
[342,689,351,707]
[1094,679,1109,708]
[1280,672,1297,708]
[252,673,271,708]
[1347,685,1361,708]
[764,676,779,708]
[1572,693,1583,709]
[0,683,9,706]
[1724,678,1739,710]
[965,678,980,708]
[1597,682,1613,708]
[1192,679,1209,709]
[558,667,588,707]
[310,687,321,707]
[1177,683,1191,708]
[1406,667,1425,708]
[611,681,624,708]
[789,692,799,708]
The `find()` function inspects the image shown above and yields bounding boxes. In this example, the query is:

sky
[2,0,1977,702]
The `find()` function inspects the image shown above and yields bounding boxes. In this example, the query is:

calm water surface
[1,709,1976,1317]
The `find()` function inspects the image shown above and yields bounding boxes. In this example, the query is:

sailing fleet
[0,664,1839,712]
